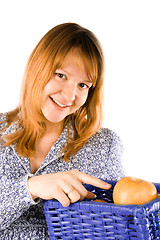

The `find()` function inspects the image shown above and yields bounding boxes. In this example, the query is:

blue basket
[42,180,160,239]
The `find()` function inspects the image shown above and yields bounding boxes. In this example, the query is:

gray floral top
[0,113,124,239]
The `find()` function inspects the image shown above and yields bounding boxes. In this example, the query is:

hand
[27,169,111,207]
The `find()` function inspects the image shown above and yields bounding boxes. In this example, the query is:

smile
[49,97,71,108]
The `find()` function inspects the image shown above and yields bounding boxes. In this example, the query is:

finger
[77,171,111,189]
[58,181,75,196]
[57,175,90,201]
[63,181,88,201]
[68,189,81,203]
[53,188,70,207]
[68,184,95,201]
[71,181,89,200]
[57,181,82,203]
[58,177,94,202]
[85,191,95,199]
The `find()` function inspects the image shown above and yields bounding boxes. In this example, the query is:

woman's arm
[0,158,111,230]
[0,173,38,230]
[107,130,125,179]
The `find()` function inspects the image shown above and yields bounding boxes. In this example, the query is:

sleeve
[84,128,125,180]
[0,113,7,132]
[0,149,38,230]
[106,129,125,180]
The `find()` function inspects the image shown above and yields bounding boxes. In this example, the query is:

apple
[113,176,157,205]
[93,199,107,202]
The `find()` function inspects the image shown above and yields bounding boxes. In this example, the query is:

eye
[55,73,66,79]
[78,83,89,89]
[79,82,92,89]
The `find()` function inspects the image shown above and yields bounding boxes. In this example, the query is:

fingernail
[106,183,111,188]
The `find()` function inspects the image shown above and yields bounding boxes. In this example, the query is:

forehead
[59,48,95,81]
[62,49,87,73]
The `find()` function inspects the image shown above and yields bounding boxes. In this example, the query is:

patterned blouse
[0,113,125,239]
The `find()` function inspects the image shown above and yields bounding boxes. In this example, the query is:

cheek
[43,81,53,93]
[41,81,54,103]
[77,92,89,107]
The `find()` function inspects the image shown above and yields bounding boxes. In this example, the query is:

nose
[61,83,76,103]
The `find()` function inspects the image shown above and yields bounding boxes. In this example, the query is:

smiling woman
[1,23,104,161]
[0,22,125,239]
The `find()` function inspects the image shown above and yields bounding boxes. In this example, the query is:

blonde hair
[0,22,104,161]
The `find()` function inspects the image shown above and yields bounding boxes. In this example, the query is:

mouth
[49,97,72,108]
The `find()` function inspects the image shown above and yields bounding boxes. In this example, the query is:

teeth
[53,98,69,108]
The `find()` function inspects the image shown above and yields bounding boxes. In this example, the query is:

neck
[44,120,65,138]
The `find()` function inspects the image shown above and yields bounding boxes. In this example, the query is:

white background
[0,0,160,182]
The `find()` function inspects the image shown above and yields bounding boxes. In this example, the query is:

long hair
[0,22,104,161]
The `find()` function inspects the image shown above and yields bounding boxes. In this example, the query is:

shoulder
[85,128,124,162]
[79,128,124,180]
[88,128,122,148]
[0,113,7,122]
[83,127,123,159]
[0,112,19,136]
[0,113,8,131]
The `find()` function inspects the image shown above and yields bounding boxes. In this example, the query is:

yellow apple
[113,176,157,205]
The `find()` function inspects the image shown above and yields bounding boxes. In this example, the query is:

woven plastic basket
[42,180,160,240]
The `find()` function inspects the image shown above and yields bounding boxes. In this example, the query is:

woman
[0,23,124,239]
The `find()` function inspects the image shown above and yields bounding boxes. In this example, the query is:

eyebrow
[56,68,71,76]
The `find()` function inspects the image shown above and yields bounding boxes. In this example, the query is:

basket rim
[43,194,160,217]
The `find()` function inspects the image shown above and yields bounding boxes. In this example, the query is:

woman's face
[41,49,93,126]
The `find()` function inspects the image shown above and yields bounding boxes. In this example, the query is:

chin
[44,112,70,124]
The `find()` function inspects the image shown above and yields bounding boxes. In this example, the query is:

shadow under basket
[42,180,160,240]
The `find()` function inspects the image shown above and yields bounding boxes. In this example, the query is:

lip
[49,96,72,109]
